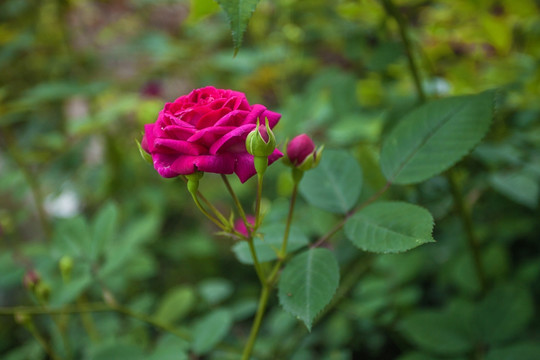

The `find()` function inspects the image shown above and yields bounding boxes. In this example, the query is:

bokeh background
[1,0,539,359]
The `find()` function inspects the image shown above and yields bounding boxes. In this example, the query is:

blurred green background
[1,0,539,359]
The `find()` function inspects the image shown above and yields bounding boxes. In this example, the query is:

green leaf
[232,223,309,264]
[55,217,92,259]
[198,278,234,305]
[92,202,118,261]
[148,335,189,360]
[380,91,494,185]
[472,284,534,344]
[278,248,340,331]
[399,309,475,355]
[216,0,261,54]
[486,342,540,360]
[299,150,363,214]
[490,171,539,209]
[153,286,196,325]
[344,202,434,253]
[192,309,233,355]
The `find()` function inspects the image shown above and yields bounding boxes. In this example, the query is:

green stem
[382,0,426,103]
[255,173,264,228]
[242,285,270,360]
[447,170,487,294]
[1,130,51,239]
[247,238,266,285]
[27,319,62,360]
[190,192,228,230]
[279,183,298,257]
[221,174,250,231]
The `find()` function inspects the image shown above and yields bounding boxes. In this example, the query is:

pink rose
[142,86,282,183]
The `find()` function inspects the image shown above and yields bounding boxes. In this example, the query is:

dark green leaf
[153,286,196,325]
[198,278,234,305]
[299,150,363,214]
[216,0,261,53]
[278,248,340,331]
[490,171,539,209]
[192,309,233,355]
[381,92,494,184]
[344,202,434,253]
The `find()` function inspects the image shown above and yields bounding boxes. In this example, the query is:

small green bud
[186,171,204,195]
[59,255,74,283]
[246,118,276,158]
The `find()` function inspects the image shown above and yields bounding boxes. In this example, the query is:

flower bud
[233,215,255,238]
[23,270,40,291]
[186,171,204,195]
[59,255,74,282]
[283,134,323,172]
[246,118,276,158]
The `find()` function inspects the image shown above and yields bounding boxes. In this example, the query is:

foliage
[1,0,540,359]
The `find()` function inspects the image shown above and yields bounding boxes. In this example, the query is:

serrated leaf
[232,223,309,264]
[299,150,363,214]
[344,202,434,253]
[153,286,196,325]
[278,248,340,331]
[216,0,261,53]
[92,202,118,261]
[192,309,233,355]
[381,91,494,185]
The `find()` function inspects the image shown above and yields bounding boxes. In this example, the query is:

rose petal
[209,124,256,155]
[196,107,233,129]
[187,126,237,146]
[154,138,207,155]
[152,153,180,178]
[163,125,197,140]
[171,154,235,175]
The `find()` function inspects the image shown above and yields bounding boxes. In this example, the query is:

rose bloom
[142,87,282,183]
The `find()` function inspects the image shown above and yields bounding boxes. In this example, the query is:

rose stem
[221,174,250,233]
[189,192,228,231]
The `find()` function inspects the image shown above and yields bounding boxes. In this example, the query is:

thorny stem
[381,0,426,103]
[247,238,266,285]
[241,285,270,360]
[382,0,487,295]
[279,183,298,257]
[0,130,51,239]
[447,170,487,294]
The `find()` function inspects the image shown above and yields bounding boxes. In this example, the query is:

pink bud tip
[287,134,316,166]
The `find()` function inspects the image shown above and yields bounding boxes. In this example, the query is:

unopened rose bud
[23,270,40,291]
[59,256,74,282]
[233,215,256,238]
[246,118,276,158]
[283,134,323,179]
